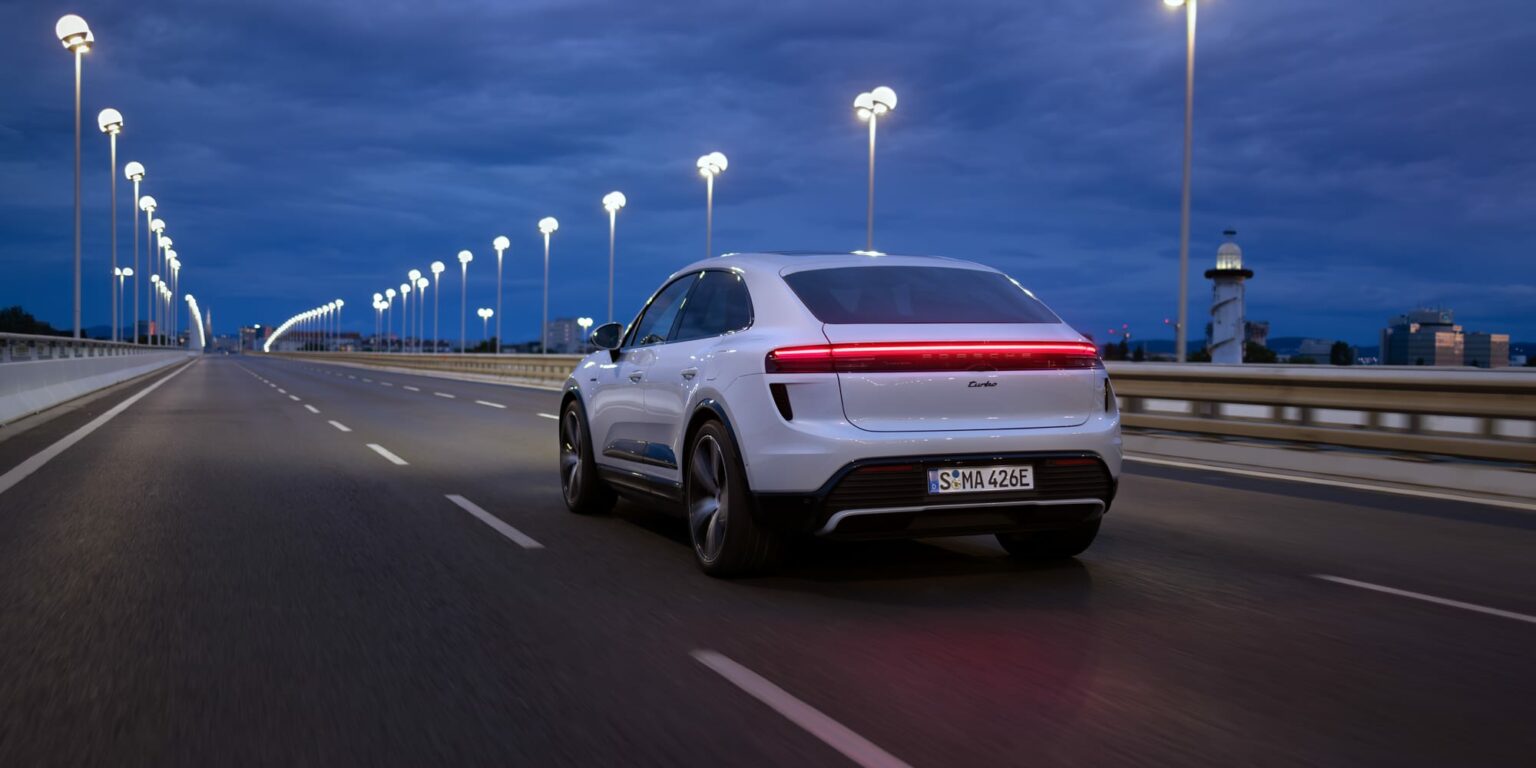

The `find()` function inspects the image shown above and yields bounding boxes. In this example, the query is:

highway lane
[1,355,1533,766]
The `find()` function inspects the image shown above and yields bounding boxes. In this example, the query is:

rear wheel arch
[684,399,742,468]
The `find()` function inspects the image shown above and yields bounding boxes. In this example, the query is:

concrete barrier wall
[0,352,188,426]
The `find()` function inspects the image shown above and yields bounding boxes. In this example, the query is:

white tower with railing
[1205,229,1253,364]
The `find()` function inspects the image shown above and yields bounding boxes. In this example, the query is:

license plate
[927,465,1034,494]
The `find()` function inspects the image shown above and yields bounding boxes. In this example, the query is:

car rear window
[782,266,1061,324]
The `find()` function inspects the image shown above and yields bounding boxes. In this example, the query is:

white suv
[559,252,1121,575]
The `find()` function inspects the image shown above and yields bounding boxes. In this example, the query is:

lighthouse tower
[1205,229,1253,364]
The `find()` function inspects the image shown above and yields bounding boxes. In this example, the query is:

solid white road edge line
[0,362,191,498]
[1314,575,1536,626]
[475,400,506,409]
[1124,454,1536,512]
[536,412,559,420]
[328,420,351,432]
[367,443,408,465]
[690,650,912,768]
[444,495,544,550]
[304,404,320,414]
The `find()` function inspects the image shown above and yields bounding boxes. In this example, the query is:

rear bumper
[752,451,1118,540]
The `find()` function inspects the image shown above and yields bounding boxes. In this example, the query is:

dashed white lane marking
[328,420,351,432]
[434,392,455,399]
[367,444,408,465]
[304,404,320,414]
[403,386,420,392]
[475,400,506,409]
[381,382,393,387]
[690,650,912,768]
[0,363,191,498]
[445,495,544,550]
[537,412,559,420]
[363,378,373,383]
[289,395,301,401]
[277,388,287,394]
[1125,455,1536,512]
[348,375,357,379]
[1314,575,1536,626]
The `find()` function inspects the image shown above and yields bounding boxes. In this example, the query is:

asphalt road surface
[1,356,1532,767]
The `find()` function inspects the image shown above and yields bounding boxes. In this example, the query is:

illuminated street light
[456,249,473,353]
[58,15,93,337]
[430,260,445,354]
[373,292,385,348]
[385,287,397,351]
[400,281,412,354]
[98,108,124,340]
[1166,0,1197,362]
[125,162,144,343]
[113,266,132,341]
[602,192,626,323]
[577,316,594,353]
[415,277,428,354]
[334,299,345,351]
[477,307,494,343]
[538,217,559,354]
[696,152,727,260]
[492,235,509,354]
[408,269,423,353]
[853,86,897,252]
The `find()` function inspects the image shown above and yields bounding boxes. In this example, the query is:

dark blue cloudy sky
[2,0,1533,345]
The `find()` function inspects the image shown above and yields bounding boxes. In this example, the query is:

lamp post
[113,267,132,339]
[492,236,509,354]
[415,277,428,353]
[150,274,160,344]
[853,87,897,252]
[373,292,384,349]
[601,192,626,323]
[166,251,179,346]
[400,282,412,354]
[537,218,559,354]
[98,108,123,340]
[125,163,144,343]
[1166,0,1197,362]
[457,250,473,353]
[430,260,445,354]
[385,288,396,351]
[407,269,422,352]
[478,308,493,343]
[141,201,158,341]
[577,316,593,353]
[334,299,345,351]
[57,14,93,338]
[696,152,727,259]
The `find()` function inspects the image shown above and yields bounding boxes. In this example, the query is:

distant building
[1204,230,1254,364]
[543,317,583,354]
[1381,309,1463,366]
[1244,320,1270,349]
[1465,332,1509,368]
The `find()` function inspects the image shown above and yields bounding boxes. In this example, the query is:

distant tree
[1329,341,1353,366]
[0,306,65,335]
[1244,342,1277,364]
[1290,355,1318,364]
[1187,347,1212,363]
[1132,344,1146,362]
[1117,338,1129,360]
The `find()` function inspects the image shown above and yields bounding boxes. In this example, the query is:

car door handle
[680,368,698,380]
[628,372,644,382]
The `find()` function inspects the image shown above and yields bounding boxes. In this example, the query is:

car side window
[672,271,753,342]
[625,274,698,348]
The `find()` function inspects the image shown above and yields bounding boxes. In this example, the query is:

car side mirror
[590,322,623,351]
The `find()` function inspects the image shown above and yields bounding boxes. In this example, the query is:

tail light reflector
[765,341,1101,374]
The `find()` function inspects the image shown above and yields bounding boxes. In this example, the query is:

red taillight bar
[765,341,1101,374]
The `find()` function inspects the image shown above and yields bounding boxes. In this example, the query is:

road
[1,356,1532,766]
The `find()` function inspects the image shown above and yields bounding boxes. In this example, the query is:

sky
[1,0,1533,346]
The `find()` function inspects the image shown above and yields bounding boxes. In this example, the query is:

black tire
[559,398,616,515]
[685,420,784,577]
[996,520,1101,560]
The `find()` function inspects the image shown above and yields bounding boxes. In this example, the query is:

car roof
[669,251,998,281]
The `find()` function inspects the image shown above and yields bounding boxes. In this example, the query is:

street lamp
[98,108,124,340]
[577,316,594,353]
[385,288,397,352]
[408,269,422,353]
[113,267,132,340]
[373,292,384,349]
[140,198,157,342]
[1166,0,1197,362]
[400,281,412,353]
[853,86,896,252]
[696,152,727,260]
[166,250,179,346]
[335,299,345,351]
[457,249,473,353]
[430,260,445,354]
[601,192,626,323]
[58,14,93,338]
[125,162,144,343]
[415,277,428,353]
[538,217,559,354]
[478,307,493,343]
[492,235,509,354]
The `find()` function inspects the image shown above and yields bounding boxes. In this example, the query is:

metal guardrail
[1106,362,1536,464]
[267,352,1536,465]
[1,332,180,363]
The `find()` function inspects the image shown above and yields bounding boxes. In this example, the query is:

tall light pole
[415,277,428,353]
[430,261,445,354]
[456,250,473,353]
[577,316,594,353]
[538,218,559,354]
[126,163,144,343]
[854,87,897,252]
[400,281,412,354]
[492,236,509,354]
[478,308,493,343]
[141,200,158,341]
[113,267,132,338]
[335,299,345,350]
[696,152,727,260]
[166,251,179,346]
[373,292,384,349]
[150,274,160,345]
[1167,0,1197,363]
[97,108,124,340]
[385,288,396,351]
[407,269,422,353]
[601,192,626,323]
[58,15,93,338]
